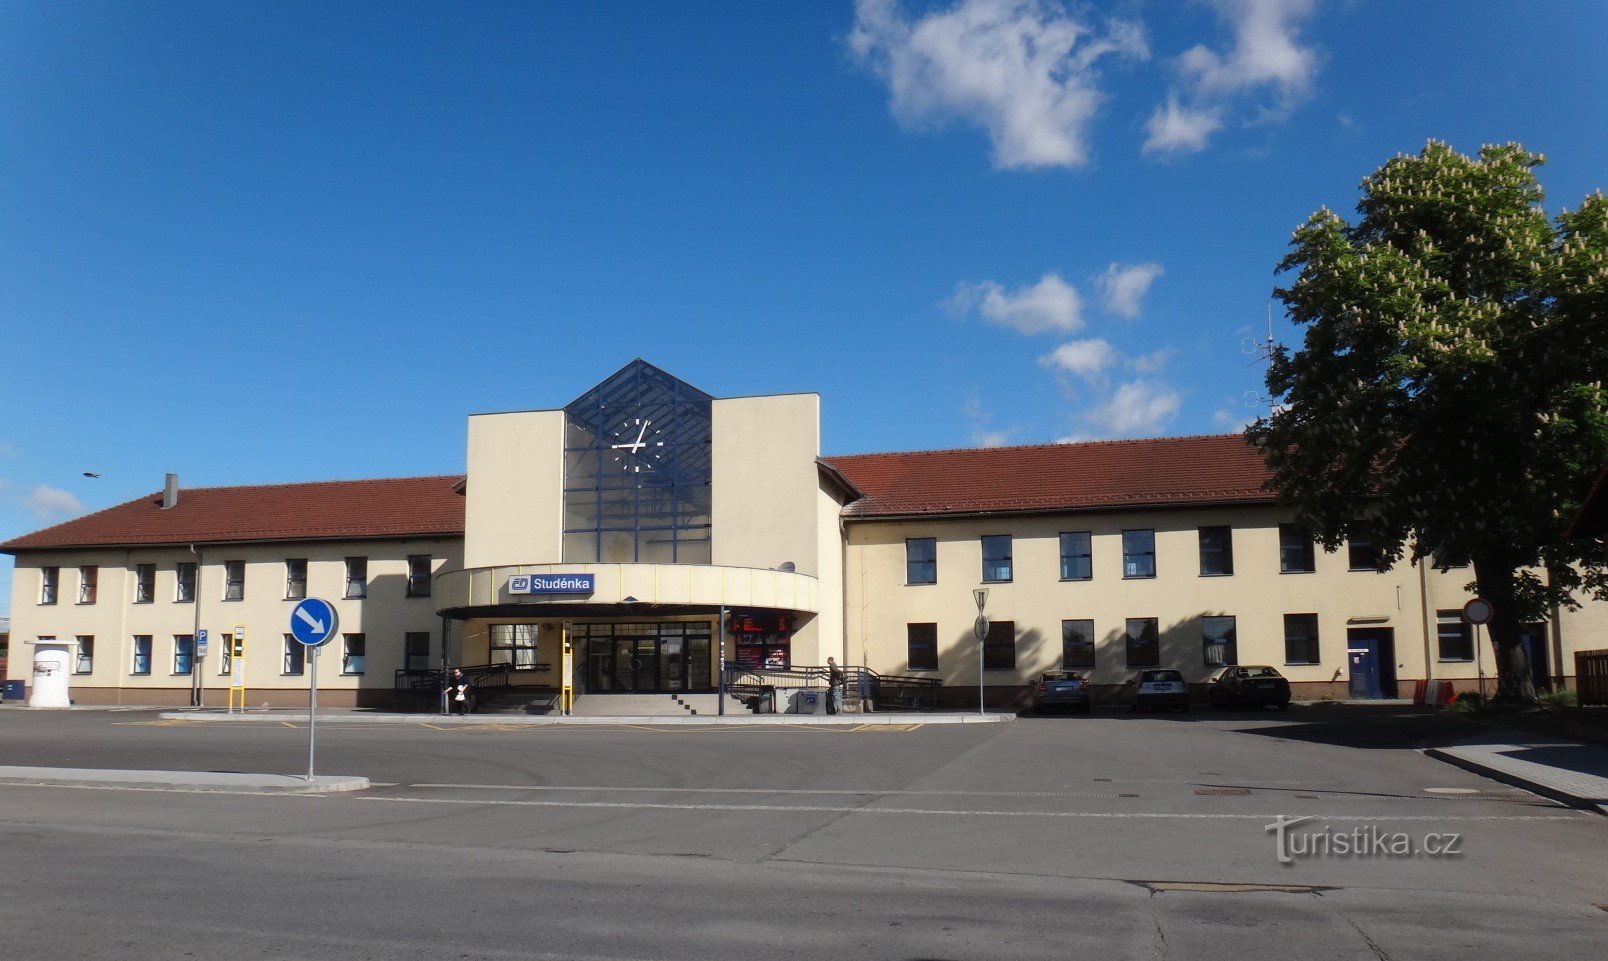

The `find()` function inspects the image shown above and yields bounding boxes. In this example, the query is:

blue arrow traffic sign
[289,598,339,647]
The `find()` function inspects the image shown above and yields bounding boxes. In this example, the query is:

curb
[155,710,1015,726]
[1423,747,1605,813]
[0,765,369,794]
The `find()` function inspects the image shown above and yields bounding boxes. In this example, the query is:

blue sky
[2,1,1606,612]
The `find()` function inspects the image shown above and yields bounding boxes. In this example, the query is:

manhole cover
[1193,787,1252,796]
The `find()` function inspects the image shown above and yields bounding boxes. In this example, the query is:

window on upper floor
[907,623,938,672]
[39,566,58,605]
[1125,617,1160,667]
[1202,616,1237,667]
[175,562,196,603]
[1348,539,1385,572]
[905,538,936,585]
[1198,527,1234,576]
[284,559,307,600]
[345,557,367,599]
[135,564,156,604]
[981,535,1012,583]
[78,565,98,604]
[1122,530,1156,579]
[1279,524,1316,573]
[223,561,245,601]
[1059,532,1092,581]
[1061,619,1095,670]
[406,555,432,597]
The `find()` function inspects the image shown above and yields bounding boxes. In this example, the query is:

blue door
[1347,635,1382,699]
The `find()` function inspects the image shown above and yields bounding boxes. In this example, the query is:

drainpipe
[189,544,203,707]
[439,614,451,715]
[1417,554,1433,693]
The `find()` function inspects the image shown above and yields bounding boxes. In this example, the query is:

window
[219,633,233,676]
[173,635,194,675]
[1122,530,1156,578]
[223,561,245,600]
[1202,616,1238,666]
[1437,611,1473,661]
[981,535,1012,583]
[1430,549,1468,570]
[1059,532,1092,581]
[284,559,308,600]
[1348,539,1384,571]
[75,636,94,674]
[1125,618,1160,667]
[1279,524,1315,573]
[135,564,156,603]
[175,562,196,603]
[405,632,431,671]
[983,620,1015,670]
[1198,527,1234,576]
[40,566,58,605]
[905,538,937,585]
[907,623,938,671]
[78,565,98,604]
[131,635,152,675]
[1284,613,1320,664]
[407,555,432,597]
[1061,619,1096,670]
[283,635,305,675]
[489,624,539,669]
[342,633,366,674]
[345,557,368,599]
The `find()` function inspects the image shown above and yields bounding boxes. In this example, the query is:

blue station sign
[508,573,596,595]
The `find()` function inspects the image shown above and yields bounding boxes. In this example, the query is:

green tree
[1249,141,1608,702]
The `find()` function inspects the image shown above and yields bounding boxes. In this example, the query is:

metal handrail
[394,662,515,696]
[722,663,941,711]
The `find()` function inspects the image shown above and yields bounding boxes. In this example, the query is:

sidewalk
[0,765,368,794]
[1425,730,1608,814]
[154,708,1015,726]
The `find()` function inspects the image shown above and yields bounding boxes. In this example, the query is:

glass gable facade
[563,360,714,564]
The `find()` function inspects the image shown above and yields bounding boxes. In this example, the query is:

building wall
[843,505,1599,702]
[4,538,461,705]
[464,409,565,569]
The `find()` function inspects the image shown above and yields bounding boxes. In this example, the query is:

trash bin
[757,688,776,714]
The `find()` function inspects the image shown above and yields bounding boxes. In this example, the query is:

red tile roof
[822,434,1274,518]
[1,476,466,552]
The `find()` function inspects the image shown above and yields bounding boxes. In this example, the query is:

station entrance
[579,621,714,693]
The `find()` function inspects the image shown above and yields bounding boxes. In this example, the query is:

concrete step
[569,694,697,717]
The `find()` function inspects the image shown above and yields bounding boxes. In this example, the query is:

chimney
[162,473,179,509]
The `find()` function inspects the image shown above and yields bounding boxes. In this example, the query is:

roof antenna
[1239,302,1280,419]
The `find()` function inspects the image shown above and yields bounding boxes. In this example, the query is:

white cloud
[25,485,82,521]
[1146,0,1318,155]
[952,272,1083,335]
[850,0,1148,169]
[1142,96,1222,154]
[1083,380,1181,436]
[1129,347,1174,375]
[1213,407,1255,431]
[1039,338,1116,380]
[961,395,1015,448]
[1097,262,1164,317]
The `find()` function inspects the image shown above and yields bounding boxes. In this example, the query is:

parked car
[1207,665,1292,710]
[1131,669,1190,712]
[1032,671,1091,714]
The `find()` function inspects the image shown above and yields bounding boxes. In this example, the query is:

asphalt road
[0,704,1603,960]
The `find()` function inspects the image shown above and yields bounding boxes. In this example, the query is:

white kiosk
[28,639,72,707]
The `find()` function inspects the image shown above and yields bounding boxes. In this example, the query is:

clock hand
[633,420,648,450]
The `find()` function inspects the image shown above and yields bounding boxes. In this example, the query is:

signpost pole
[289,598,337,783]
[973,589,989,717]
[307,645,318,781]
[718,606,728,717]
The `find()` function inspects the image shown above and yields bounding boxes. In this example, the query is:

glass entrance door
[581,622,712,693]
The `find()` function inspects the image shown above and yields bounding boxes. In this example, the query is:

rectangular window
[219,631,235,676]
[78,565,98,604]
[1436,611,1474,661]
[224,561,245,601]
[983,620,1015,670]
[135,564,156,603]
[405,632,431,671]
[284,559,308,600]
[342,633,366,675]
[1122,530,1156,579]
[489,624,540,669]
[907,623,938,671]
[1284,613,1321,664]
[1348,539,1383,571]
[131,635,152,675]
[1431,549,1468,570]
[345,557,368,599]
[283,634,305,675]
[1279,524,1316,573]
[173,634,194,675]
[40,566,58,605]
[905,538,937,585]
[980,535,1012,583]
[1202,616,1238,667]
[1198,526,1234,576]
[1059,532,1092,581]
[406,555,432,597]
[1125,617,1160,667]
[75,635,94,674]
[175,562,196,603]
[1061,619,1096,670]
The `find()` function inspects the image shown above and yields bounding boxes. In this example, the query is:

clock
[609,417,667,473]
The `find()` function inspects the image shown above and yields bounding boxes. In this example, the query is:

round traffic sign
[973,615,990,641]
[289,598,339,647]
[1463,597,1494,625]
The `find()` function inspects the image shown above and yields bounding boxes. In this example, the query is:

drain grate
[1193,787,1252,796]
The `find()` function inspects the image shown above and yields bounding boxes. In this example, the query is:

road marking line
[354,795,1588,821]
[1424,787,1482,794]
[405,784,1130,799]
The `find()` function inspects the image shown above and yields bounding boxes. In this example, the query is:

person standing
[447,668,473,715]
[826,656,845,715]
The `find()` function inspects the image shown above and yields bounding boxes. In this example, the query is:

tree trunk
[1472,556,1538,704]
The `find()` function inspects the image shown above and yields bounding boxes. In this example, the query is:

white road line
[355,795,1588,821]
[406,783,1128,798]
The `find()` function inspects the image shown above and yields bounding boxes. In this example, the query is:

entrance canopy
[434,562,820,620]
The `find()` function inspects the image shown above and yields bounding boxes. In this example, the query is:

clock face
[609,416,667,473]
